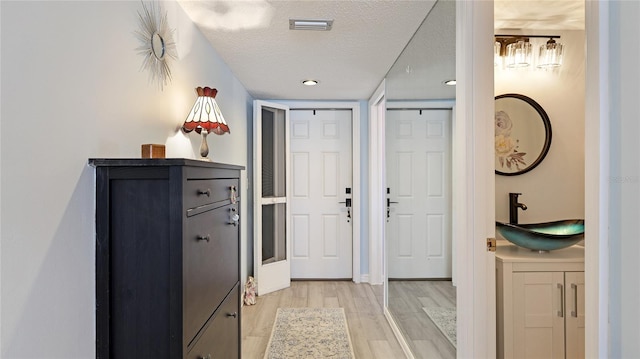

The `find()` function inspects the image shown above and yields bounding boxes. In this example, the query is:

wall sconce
[182,87,230,161]
[495,35,563,69]
[537,38,563,68]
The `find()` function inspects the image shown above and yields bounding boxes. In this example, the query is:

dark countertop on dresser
[88,158,245,170]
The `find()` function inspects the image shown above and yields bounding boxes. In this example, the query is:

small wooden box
[141,144,165,159]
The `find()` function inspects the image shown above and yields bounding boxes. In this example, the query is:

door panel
[290,109,353,278]
[253,100,290,295]
[386,109,452,278]
[512,271,565,359]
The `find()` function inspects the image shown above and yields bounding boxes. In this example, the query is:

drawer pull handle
[230,185,237,204]
[571,283,578,317]
[198,355,211,359]
[227,312,238,318]
[198,189,211,197]
[557,283,564,317]
[197,235,211,242]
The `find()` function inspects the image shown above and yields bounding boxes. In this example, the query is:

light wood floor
[388,280,457,359]
[241,281,407,358]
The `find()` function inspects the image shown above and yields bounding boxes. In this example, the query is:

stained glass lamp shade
[182,87,230,160]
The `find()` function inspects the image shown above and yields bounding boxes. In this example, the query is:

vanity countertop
[496,239,584,263]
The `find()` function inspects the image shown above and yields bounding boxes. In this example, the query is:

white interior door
[386,108,452,279]
[289,109,353,279]
[253,100,291,295]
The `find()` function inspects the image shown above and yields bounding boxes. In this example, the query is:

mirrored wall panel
[384,1,457,358]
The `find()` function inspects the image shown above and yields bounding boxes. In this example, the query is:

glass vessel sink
[495,219,584,251]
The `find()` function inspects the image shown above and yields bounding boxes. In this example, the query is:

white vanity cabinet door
[512,271,566,359]
[565,272,585,359]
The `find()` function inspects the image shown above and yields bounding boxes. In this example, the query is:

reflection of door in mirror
[385,106,456,357]
[386,108,452,279]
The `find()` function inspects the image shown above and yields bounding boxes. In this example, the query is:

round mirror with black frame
[495,93,552,176]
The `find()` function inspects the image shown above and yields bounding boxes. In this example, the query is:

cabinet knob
[227,312,238,318]
[197,189,211,197]
[229,213,240,227]
[197,234,211,242]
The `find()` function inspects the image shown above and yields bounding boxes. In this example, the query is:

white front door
[253,100,291,295]
[289,109,353,279]
[386,108,452,279]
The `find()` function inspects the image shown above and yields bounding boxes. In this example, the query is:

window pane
[261,108,286,198]
[262,203,286,264]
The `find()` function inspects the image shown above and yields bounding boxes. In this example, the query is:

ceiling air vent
[289,19,333,31]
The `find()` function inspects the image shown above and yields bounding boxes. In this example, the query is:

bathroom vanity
[496,241,584,358]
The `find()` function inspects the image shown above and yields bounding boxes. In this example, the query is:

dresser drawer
[185,178,239,211]
[183,205,239,344]
[187,284,240,359]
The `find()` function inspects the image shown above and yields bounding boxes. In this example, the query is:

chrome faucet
[509,192,527,224]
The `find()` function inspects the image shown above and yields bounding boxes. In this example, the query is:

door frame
[462,0,608,356]
[584,1,609,356]
[278,101,362,282]
[456,1,496,356]
[368,81,386,286]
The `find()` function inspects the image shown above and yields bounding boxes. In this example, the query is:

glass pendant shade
[505,40,532,68]
[537,39,563,68]
[494,41,502,67]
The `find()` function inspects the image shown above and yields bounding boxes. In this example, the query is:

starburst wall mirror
[135,1,177,90]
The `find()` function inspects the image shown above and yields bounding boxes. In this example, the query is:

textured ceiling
[495,0,585,31]
[178,0,436,100]
[386,0,455,100]
[178,0,585,101]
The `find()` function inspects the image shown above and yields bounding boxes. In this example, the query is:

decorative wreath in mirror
[135,1,177,90]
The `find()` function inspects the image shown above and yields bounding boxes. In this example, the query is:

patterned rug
[264,308,355,359]
[423,307,457,348]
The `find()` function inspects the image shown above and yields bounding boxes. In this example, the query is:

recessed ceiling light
[289,19,333,31]
[444,80,457,86]
[302,79,319,86]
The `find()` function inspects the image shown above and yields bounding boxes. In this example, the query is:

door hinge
[487,237,497,252]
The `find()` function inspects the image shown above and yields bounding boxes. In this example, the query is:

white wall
[495,30,585,224]
[0,1,252,357]
[608,1,640,357]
